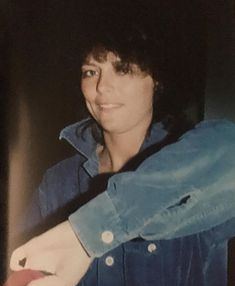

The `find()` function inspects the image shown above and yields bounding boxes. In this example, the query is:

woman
[9,2,235,286]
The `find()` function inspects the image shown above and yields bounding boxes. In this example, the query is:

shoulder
[39,154,85,199]
[35,154,85,219]
[40,154,84,192]
[44,154,84,179]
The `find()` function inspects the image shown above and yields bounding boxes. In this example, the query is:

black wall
[204,1,235,285]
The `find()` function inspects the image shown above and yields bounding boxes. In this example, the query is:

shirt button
[101,231,114,244]
[147,243,157,253]
[105,256,114,266]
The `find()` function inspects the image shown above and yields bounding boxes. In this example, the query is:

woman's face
[81,51,155,135]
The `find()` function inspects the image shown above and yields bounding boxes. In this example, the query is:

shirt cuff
[69,190,132,257]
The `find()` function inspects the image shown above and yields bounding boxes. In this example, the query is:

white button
[105,256,114,266]
[147,243,157,253]
[101,231,114,244]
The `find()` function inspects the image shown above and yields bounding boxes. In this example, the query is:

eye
[81,69,99,79]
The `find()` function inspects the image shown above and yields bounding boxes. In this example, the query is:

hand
[10,221,93,286]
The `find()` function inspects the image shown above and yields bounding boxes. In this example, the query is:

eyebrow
[81,61,97,66]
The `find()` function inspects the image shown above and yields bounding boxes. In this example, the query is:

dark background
[0,0,8,282]
[0,0,234,283]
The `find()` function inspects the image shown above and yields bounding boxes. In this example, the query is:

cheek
[80,81,87,99]
[127,81,154,107]
[81,81,95,102]
[141,80,154,105]
[84,97,96,118]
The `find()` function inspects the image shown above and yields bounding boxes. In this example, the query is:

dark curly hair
[76,0,201,133]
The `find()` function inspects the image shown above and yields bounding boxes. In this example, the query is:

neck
[98,119,151,173]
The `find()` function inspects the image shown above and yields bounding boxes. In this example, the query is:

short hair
[79,10,164,85]
[76,0,204,129]
[77,1,167,117]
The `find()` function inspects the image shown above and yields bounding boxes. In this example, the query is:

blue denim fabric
[24,118,235,286]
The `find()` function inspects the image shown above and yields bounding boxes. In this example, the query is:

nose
[96,70,113,94]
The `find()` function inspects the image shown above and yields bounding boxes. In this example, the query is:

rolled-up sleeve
[69,119,235,257]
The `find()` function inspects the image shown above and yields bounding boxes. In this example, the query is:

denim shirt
[24,118,235,286]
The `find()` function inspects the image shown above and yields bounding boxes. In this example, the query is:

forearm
[69,119,235,257]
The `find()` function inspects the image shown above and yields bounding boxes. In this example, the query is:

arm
[70,119,235,256]
[10,119,235,285]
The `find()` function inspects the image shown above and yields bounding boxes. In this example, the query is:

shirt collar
[59,117,97,159]
[60,117,168,177]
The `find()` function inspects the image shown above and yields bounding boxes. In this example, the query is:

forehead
[83,51,121,65]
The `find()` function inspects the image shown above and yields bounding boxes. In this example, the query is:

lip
[98,103,123,110]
